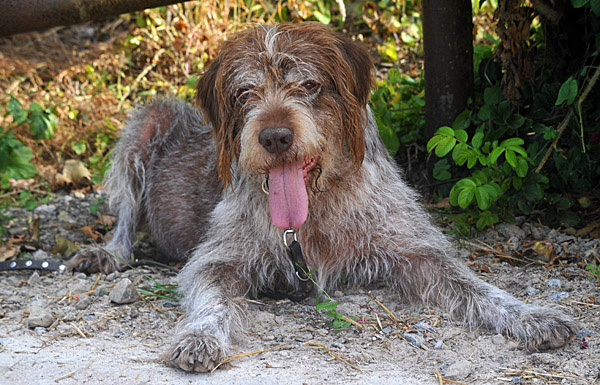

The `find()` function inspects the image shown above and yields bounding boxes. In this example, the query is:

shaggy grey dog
[69,22,577,372]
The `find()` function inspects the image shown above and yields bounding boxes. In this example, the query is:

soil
[1,191,599,385]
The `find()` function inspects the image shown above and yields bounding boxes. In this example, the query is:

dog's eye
[302,80,320,94]
[236,88,255,103]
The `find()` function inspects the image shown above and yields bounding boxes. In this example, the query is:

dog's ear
[336,34,374,108]
[334,34,374,169]
[196,55,236,188]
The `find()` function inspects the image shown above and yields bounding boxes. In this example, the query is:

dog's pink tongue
[268,160,308,230]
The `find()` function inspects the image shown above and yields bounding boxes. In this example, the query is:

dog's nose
[258,127,294,154]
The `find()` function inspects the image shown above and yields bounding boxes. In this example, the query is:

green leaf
[499,137,525,148]
[72,141,86,155]
[483,86,503,105]
[505,149,517,168]
[489,146,504,164]
[591,0,600,15]
[435,136,457,157]
[475,187,490,210]
[433,160,452,181]
[472,132,484,149]
[453,110,472,131]
[455,129,468,143]
[457,186,475,208]
[452,142,470,165]
[476,211,499,230]
[515,158,529,177]
[571,0,589,8]
[507,114,526,129]
[555,76,578,106]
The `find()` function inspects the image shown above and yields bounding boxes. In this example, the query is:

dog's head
[197,22,374,229]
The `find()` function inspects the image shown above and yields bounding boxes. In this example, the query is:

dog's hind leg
[68,101,189,274]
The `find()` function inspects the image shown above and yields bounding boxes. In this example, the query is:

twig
[434,369,467,385]
[211,343,289,372]
[303,340,361,371]
[368,291,399,322]
[70,322,87,338]
[536,64,600,173]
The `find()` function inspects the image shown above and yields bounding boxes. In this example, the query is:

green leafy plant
[297,264,354,330]
[7,95,58,140]
[586,262,600,281]
[371,68,425,156]
[426,84,552,231]
[0,130,37,180]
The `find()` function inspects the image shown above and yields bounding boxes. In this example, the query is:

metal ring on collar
[282,228,297,247]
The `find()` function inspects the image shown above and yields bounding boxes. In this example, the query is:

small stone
[402,332,426,348]
[381,326,392,334]
[434,340,444,350]
[73,272,87,280]
[31,249,50,260]
[443,361,473,379]
[75,294,92,310]
[128,308,139,318]
[94,286,108,296]
[27,271,41,286]
[333,290,344,298]
[57,211,74,224]
[414,322,435,332]
[162,300,180,308]
[109,278,140,304]
[526,287,538,296]
[547,279,561,288]
[105,272,120,281]
[496,223,526,240]
[27,304,54,328]
[73,192,85,199]
[33,204,57,215]
[547,292,569,301]
[491,334,506,345]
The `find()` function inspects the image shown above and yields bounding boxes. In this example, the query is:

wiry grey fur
[69,23,577,373]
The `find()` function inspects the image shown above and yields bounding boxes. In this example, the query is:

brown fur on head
[196,22,374,188]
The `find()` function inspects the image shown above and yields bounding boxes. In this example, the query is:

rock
[109,278,140,304]
[33,204,57,215]
[496,223,526,240]
[526,287,538,296]
[75,294,92,310]
[27,271,40,286]
[434,340,444,350]
[491,334,506,345]
[27,304,54,328]
[57,211,75,224]
[31,249,50,260]
[547,279,561,288]
[402,332,426,348]
[547,292,569,301]
[443,361,473,379]
[105,272,120,281]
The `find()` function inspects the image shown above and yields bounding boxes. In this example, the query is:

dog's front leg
[389,250,577,350]
[167,248,247,372]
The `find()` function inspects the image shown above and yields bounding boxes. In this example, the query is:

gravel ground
[1,191,599,384]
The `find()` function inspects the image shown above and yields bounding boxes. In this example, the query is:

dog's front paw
[513,307,578,351]
[67,247,123,274]
[167,332,228,372]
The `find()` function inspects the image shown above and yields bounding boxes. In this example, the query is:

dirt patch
[1,192,599,384]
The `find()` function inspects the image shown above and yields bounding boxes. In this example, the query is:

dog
[68,22,577,372]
